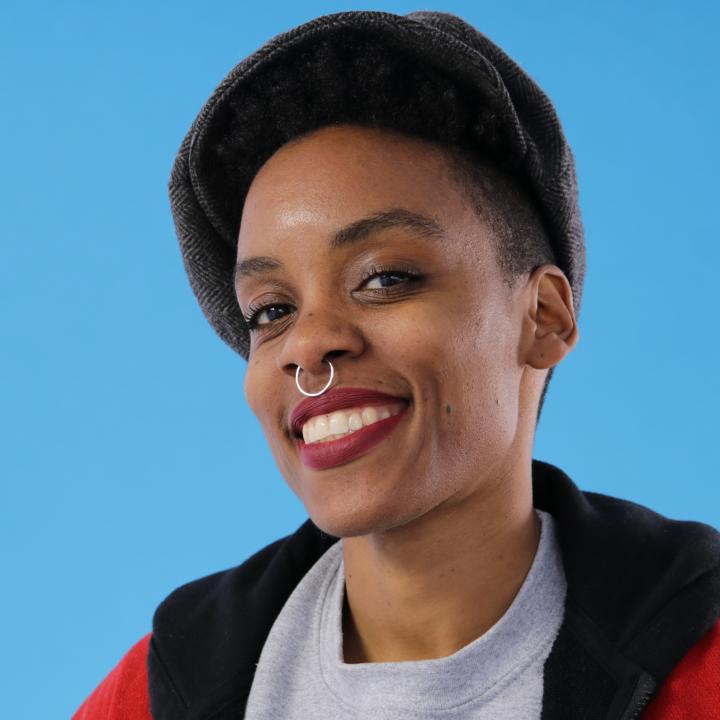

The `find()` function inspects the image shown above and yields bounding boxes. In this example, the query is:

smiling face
[234,124,565,538]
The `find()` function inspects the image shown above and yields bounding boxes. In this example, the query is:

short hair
[440,143,558,424]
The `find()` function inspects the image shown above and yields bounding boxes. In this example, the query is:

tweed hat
[169,10,585,359]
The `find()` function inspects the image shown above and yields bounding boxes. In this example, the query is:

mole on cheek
[445,403,453,415]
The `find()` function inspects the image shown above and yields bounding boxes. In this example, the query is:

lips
[289,387,409,439]
[298,409,408,470]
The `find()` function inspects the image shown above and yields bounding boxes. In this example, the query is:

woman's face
[235,124,536,538]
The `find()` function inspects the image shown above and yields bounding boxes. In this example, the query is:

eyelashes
[244,302,290,331]
[243,265,423,332]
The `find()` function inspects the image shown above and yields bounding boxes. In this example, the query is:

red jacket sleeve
[72,633,153,720]
[643,618,720,719]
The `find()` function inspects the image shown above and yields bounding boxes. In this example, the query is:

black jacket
[147,459,720,719]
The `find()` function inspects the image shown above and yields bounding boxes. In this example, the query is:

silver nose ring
[295,359,335,397]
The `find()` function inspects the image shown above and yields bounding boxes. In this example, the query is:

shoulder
[533,459,720,705]
[643,617,720,718]
[72,633,152,720]
[148,521,339,716]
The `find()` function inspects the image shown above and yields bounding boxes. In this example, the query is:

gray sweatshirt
[245,508,566,719]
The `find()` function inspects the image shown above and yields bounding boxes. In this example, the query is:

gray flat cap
[169,10,585,359]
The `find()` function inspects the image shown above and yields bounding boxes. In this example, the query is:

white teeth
[315,415,329,441]
[361,407,378,425]
[329,411,349,435]
[301,402,404,445]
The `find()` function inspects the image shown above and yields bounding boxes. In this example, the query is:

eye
[244,302,293,332]
[359,266,423,291]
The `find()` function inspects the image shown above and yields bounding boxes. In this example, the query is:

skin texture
[234,123,578,663]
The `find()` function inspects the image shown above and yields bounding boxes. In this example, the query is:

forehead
[236,125,488,263]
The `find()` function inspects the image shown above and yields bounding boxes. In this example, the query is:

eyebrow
[233,207,446,285]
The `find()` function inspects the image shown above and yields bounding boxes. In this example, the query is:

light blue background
[2,1,718,717]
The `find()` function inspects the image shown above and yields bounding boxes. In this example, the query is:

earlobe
[523,265,579,370]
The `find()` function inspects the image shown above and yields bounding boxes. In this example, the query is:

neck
[341,458,540,664]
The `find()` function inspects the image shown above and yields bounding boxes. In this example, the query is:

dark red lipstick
[289,387,408,438]
[289,387,410,470]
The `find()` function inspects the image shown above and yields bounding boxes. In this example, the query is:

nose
[276,304,365,389]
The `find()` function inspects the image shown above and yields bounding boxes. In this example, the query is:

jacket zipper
[619,672,657,720]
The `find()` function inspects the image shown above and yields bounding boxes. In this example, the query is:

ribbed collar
[318,509,566,712]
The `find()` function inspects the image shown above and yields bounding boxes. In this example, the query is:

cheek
[243,354,280,431]
[242,356,262,416]
[461,315,520,444]
[244,363,302,494]
[424,297,520,449]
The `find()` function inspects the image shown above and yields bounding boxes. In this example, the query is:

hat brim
[169,10,581,358]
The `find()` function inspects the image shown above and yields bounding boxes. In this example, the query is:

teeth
[329,411,349,435]
[361,407,378,425]
[301,402,404,445]
[315,415,329,442]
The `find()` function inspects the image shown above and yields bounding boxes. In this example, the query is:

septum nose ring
[295,359,335,397]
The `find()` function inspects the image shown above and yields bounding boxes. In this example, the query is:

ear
[522,264,579,370]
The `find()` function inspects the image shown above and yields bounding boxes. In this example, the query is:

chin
[304,491,430,539]
[310,514,396,539]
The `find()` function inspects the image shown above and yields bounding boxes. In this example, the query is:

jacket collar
[148,459,720,720]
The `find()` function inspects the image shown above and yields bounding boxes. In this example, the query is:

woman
[74,10,720,719]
